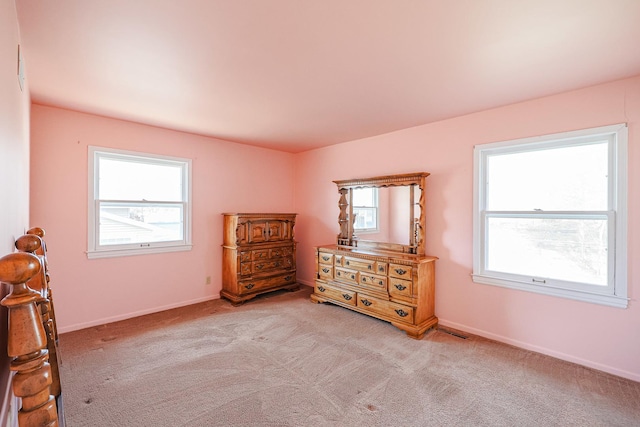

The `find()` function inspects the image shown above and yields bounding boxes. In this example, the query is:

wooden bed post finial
[0,252,59,427]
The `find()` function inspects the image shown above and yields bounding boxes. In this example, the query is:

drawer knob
[322,256,330,261]
[378,266,385,272]
[346,260,350,265]
[351,274,355,280]
[360,299,372,307]
[394,268,407,275]
[256,264,264,270]
[394,284,407,291]
[367,265,372,270]
[362,277,367,282]
[342,294,352,301]
[245,283,255,290]
[284,275,292,281]
[395,309,409,317]
[322,268,330,273]
[318,286,326,292]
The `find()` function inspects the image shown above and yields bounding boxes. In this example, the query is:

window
[472,124,628,308]
[353,187,379,232]
[88,147,192,258]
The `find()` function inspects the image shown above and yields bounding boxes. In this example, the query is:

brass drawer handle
[245,283,255,290]
[362,277,367,282]
[394,268,407,275]
[378,266,385,272]
[346,260,350,265]
[350,274,355,280]
[273,251,281,257]
[318,286,326,292]
[395,309,409,317]
[394,284,407,291]
[284,275,292,281]
[256,264,264,270]
[322,256,330,261]
[367,265,372,270]
[360,299,372,307]
[342,294,352,301]
[322,268,330,273]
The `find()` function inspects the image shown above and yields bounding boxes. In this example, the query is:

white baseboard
[297,279,314,287]
[438,318,640,382]
[58,293,220,334]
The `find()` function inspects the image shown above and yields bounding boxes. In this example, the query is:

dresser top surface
[316,244,437,262]
[223,213,297,216]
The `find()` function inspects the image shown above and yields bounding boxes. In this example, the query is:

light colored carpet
[58,286,640,426]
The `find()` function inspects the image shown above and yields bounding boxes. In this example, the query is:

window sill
[87,244,192,259]
[472,274,628,309]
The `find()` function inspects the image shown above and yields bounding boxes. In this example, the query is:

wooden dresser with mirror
[310,173,438,339]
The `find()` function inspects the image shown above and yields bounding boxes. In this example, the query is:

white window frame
[87,146,192,259]
[353,187,379,233]
[472,124,628,308]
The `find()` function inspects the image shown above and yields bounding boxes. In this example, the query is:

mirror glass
[352,185,421,246]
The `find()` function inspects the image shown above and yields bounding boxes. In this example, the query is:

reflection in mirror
[353,188,378,232]
[355,186,419,246]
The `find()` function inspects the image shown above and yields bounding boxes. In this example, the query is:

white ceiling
[15,0,640,153]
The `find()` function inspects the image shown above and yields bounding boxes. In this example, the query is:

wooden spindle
[15,234,62,398]
[0,252,59,427]
[26,228,57,342]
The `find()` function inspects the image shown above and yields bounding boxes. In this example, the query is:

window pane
[353,188,376,207]
[354,207,377,229]
[487,142,608,211]
[99,157,184,201]
[99,203,183,245]
[486,216,607,286]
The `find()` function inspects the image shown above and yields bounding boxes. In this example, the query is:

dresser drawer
[389,278,412,298]
[335,267,358,285]
[318,252,334,265]
[357,295,414,323]
[315,283,356,306]
[358,273,387,292]
[270,246,292,259]
[389,263,413,279]
[374,262,388,275]
[343,256,375,272]
[239,272,296,295]
[240,251,251,263]
[252,249,270,260]
[240,263,251,276]
[318,265,334,279]
[253,257,293,274]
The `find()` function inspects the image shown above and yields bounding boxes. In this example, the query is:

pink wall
[0,0,30,254]
[294,75,640,381]
[30,105,295,332]
[0,0,30,423]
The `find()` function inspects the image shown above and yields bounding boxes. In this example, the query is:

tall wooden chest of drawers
[311,245,437,339]
[222,213,298,305]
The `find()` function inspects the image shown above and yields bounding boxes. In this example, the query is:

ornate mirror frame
[334,172,429,255]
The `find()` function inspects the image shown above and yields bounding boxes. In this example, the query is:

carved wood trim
[333,172,430,189]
